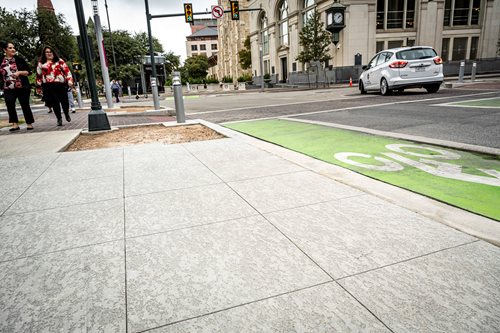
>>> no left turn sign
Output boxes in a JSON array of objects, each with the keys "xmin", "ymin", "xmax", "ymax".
[{"xmin": 212, "ymin": 5, "xmax": 223, "ymax": 19}]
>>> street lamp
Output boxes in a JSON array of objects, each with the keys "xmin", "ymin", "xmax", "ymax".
[
  {"xmin": 74, "ymin": 0, "xmax": 111, "ymax": 131},
  {"xmin": 259, "ymin": 45, "xmax": 264, "ymax": 91}
]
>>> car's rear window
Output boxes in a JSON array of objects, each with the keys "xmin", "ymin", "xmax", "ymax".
[{"xmin": 396, "ymin": 48, "xmax": 437, "ymax": 60}]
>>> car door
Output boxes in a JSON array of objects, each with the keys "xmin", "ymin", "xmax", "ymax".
[
  {"xmin": 364, "ymin": 54, "xmax": 381, "ymax": 89},
  {"xmin": 369, "ymin": 52, "xmax": 388, "ymax": 90}
]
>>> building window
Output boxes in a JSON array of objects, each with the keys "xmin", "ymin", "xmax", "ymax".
[
  {"xmin": 376, "ymin": 41, "xmax": 385, "ymax": 52},
  {"xmin": 444, "ymin": 0, "xmax": 481, "ymax": 27},
  {"xmin": 211, "ymin": 44, "xmax": 217, "ymax": 50},
  {"xmin": 452, "ymin": 37, "xmax": 468, "ymax": 60},
  {"xmin": 302, "ymin": 0, "xmax": 315, "ymax": 26},
  {"xmin": 200, "ymin": 44, "xmax": 206, "ymax": 51},
  {"xmin": 191, "ymin": 45, "xmax": 197, "ymax": 51},
  {"xmin": 388, "ymin": 40, "xmax": 404, "ymax": 49},
  {"xmin": 407, "ymin": 39, "xmax": 415, "ymax": 47},
  {"xmin": 377, "ymin": 0, "xmax": 416, "ymax": 30},
  {"xmin": 260, "ymin": 14, "xmax": 269, "ymax": 55},
  {"xmin": 263, "ymin": 60, "xmax": 270, "ymax": 75},
  {"xmin": 442, "ymin": 38, "xmax": 450, "ymax": 61},
  {"xmin": 470, "ymin": 36, "xmax": 479, "ymax": 59},
  {"xmin": 278, "ymin": 0, "xmax": 289, "ymax": 46}
]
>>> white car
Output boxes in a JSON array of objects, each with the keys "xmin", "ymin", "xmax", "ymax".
[{"xmin": 359, "ymin": 46, "xmax": 444, "ymax": 95}]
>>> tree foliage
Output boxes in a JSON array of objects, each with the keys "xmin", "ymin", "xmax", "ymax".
[
  {"xmin": 37, "ymin": 10, "xmax": 76, "ymax": 62},
  {"xmin": 182, "ymin": 55, "xmax": 209, "ymax": 82},
  {"xmin": 0, "ymin": 7, "xmax": 75, "ymax": 65},
  {"xmin": 238, "ymin": 36, "xmax": 252, "ymax": 70},
  {"xmin": 296, "ymin": 11, "xmax": 332, "ymax": 65}
]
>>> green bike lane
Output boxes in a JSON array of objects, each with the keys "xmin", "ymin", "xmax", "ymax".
[{"xmin": 225, "ymin": 119, "xmax": 500, "ymax": 221}]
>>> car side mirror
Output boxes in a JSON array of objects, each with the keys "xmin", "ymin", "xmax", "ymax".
[{"xmin": 362, "ymin": 65, "xmax": 368, "ymax": 70}]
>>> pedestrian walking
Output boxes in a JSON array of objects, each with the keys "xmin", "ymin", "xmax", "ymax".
[
  {"xmin": 0, "ymin": 41, "xmax": 35, "ymax": 131},
  {"xmin": 111, "ymin": 79, "xmax": 121, "ymax": 103},
  {"xmin": 36, "ymin": 46, "xmax": 73, "ymax": 126}
]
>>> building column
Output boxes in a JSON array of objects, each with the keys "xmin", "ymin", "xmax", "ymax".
[
  {"xmin": 416, "ymin": 0, "xmax": 445, "ymax": 53},
  {"xmin": 479, "ymin": 0, "xmax": 500, "ymax": 58}
]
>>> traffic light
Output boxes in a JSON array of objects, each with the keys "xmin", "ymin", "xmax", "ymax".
[
  {"xmin": 184, "ymin": 3, "xmax": 193, "ymax": 24},
  {"xmin": 230, "ymin": 1, "xmax": 239, "ymax": 20}
]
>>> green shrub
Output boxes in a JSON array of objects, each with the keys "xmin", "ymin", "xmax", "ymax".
[
  {"xmin": 237, "ymin": 73, "xmax": 253, "ymax": 82},
  {"xmin": 263, "ymin": 73, "xmax": 271, "ymax": 80},
  {"xmin": 222, "ymin": 75, "xmax": 233, "ymax": 83}
]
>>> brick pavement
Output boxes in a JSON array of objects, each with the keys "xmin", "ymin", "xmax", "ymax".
[{"xmin": 0, "ymin": 110, "xmax": 177, "ymax": 135}]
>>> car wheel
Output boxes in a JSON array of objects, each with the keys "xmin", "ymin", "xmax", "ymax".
[
  {"xmin": 380, "ymin": 78, "xmax": 391, "ymax": 96},
  {"xmin": 359, "ymin": 81, "xmax": 367, "ymax": 94},
  {"xmin": 425, "ymin": 84, "xmax": 440, "ymax": 93}
]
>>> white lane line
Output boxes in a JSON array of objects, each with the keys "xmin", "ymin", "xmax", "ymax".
[
  {"xmin": 222, "ymin": 91, "xmax": 499, "ymax": 124},
  {"xmin": 186, "ymin": 95, "xmax": 370, "ymax": 115}
]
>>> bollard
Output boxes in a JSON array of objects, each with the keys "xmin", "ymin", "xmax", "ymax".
[
  {"xmin": 172, "ymin": 71, "xmax": 186, "ymax": 123},
  {"xmin": 458, "ymin": 60, "xmax": 465, "ymax": 83},
  {"xmin": 75, "ymin": 82, "xmax": 83, "ymax": 109},
  {"xmin": 471, "ymin": 62, "xmax": 476, "ymax": 82},
  {"xmin": 127, "ymin": 86, "xmax": 132, "ymax": 99}
]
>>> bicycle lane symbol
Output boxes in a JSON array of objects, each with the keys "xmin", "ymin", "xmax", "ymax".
[{"xmin": 334, "ymin": 144, "xmax": 500, "ymax": 187}]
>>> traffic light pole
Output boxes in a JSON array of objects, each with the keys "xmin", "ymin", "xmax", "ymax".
[
  {"xmin": 144, "ymin": 0, "xmax": 160, "ymax": 110},
  {"xmin": 149, "ymin": 8, "xmax": 261, "ymax": 20}
]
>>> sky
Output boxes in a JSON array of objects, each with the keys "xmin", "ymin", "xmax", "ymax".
[{"xmin": 4, "ymin": 0, "xmax": 217, "ymax": 62}]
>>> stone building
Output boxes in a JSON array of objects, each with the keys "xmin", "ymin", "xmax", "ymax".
[
  {"xmin": 216, "ymin": 0, "xmax": 252, "ymax": 83},
  {"xmin": 185, "ymin": 19, "xmax": 219, "ymax": 77},
  {"xmin": 247, "ymin": 0, "xmax": 500, "ymax": 82}
]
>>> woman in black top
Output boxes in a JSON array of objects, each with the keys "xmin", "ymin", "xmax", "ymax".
[{"xmin": 0, "ymin": 41, "xmax": 35, "ymax": 131}]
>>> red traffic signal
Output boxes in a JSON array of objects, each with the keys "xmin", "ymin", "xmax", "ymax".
[
  {"xmin": 230, "ymin": 1, "xmax": 239, "ymax": 20},
  {"xmin": 184, "ymin": 3, "xmax": 193, "ymax": 23}
]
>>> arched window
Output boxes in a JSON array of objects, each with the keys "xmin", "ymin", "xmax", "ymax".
[
  {"xmin": 303, "ymin": 0, "xmax": 315, "ymax": 25},
  {"xmin": 278, "ymin": 0, "xmax": 289, "ymax": 46},
  {"xmin": 260, "ymin": 14, "xmax": 269, "ymax": 55}
]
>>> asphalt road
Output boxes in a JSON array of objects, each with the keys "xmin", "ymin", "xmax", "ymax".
[{"xmin": 182, "ymin": 84, "xmax": 500, "ymax": 149}]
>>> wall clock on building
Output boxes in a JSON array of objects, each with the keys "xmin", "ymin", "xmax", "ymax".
[{"xmin": 333, "ymin": 12, "xmax": 343, "ymax": 24}]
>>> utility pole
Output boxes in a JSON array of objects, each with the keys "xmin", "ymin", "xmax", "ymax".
[
  {"xmin": 104, "ymin": 0, "xmax": 117, "ymax": 72},
  {"xmin": 74, "ymin": 0, "xmax": 110, "ymax": 131},
  {"xmin": 92, "ymin": 0, "xmax": 113, "ymax": 108},
  {"xmin": 144, "ymin": 0, "xmax": 160, "ymax": 110}
]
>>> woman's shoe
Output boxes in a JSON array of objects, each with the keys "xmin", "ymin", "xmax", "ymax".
[
  {"xmin": 57, "ymin": 119, "xmax": 63, "ymax": 126},
  {"xmin": 27, "ymin": 127, "xmax": 34, "ymax": 130},
  {"xmin": 9, "ymin": 127, "xmax": 20, "ymax": 132}
]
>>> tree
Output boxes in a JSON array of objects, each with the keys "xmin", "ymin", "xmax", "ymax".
[
  {"xmin": 133, "ymin": 32, "xmax": 164, "ymax": 54},
  {"xmin": 0, "ymin": 7, "xmax": 76, "ymax": 65},
  {"xmin": 37, "ymin": 10, "xmax": 76, "ymax": 62},
  {"xmin": 182, "ymin": 55, "xmax": 209, "ymax": 82},
  {"xmin": 164, "ymin": 51, "xmax": 180, "ymax": 75},
  {"xmin": 296, "ymin": 11, "xmax": 332, "ymax": 65},
  {"xmin": 238, "ymin": 36, "xmax": 252, "ymax": 70}
]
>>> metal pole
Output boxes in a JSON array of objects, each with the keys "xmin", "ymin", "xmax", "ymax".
[
  {"xmin": 471, "ymin": 62, "xmax": 476, "ymax": 82},
  {"xmin": 172, "ymin": 71, "xmax": 186, "ymax": 123},
  {"xmin": 459, "ymin": 60, "xmax": 465, "ymax": 83},
  {"xmin": 259, "ymin": 45, "xmax": 264, "ymax": 91},
  {"xmin": 144, "ymin": 0, "xmax": 160, "ymax": 110},
  {"xmin": 104, "ymin": 0, "xmax": 117, "ymax": 71},
  {"xmin": 76, "ymin": 81, "xmax": 83, "ymax": 108},
  {"xmin": 92, "ymin": 0, "xmax": 113, "ymax": 109},
  {"xmin": 74, "ymin": 0, "xmax": 110, "ymax": 131}
]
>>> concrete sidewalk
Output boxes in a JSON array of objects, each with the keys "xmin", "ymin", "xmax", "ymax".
[{"xmin": 0, "ymin": 121, "xmax": 499, "ymax": 332}]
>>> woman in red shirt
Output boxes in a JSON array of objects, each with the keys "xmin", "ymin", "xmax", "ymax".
[
  {"xmin": 0, "ymin": 42, "xmax": 35, "ymax": 131},
  {"xmin": 36, "ymin": 46, "xmax": 73, "ymax": 126}
]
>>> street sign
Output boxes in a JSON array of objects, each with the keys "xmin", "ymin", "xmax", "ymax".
[{"xmin": 211, "ymin": 5, "xmax": 223, "ymax": 19}]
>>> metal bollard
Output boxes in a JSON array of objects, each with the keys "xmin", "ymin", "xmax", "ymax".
[
  {"xmin": 471, "ymin": 62, "xmax": 476, "ymax": 82},
  {"xmin": 127, "ymin": 86, "xmax": 132, "ymax": 99},
  {"xmin": 75, "ymin": 82, "xmax": 83, "ymax": 108},
  {"xmin": 458, "ymin": 61, "xmax": 465, "ymax": 83},
  {"xmin": 172, "ymin": 71, "xmax": 186, "ymax": 123}
]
